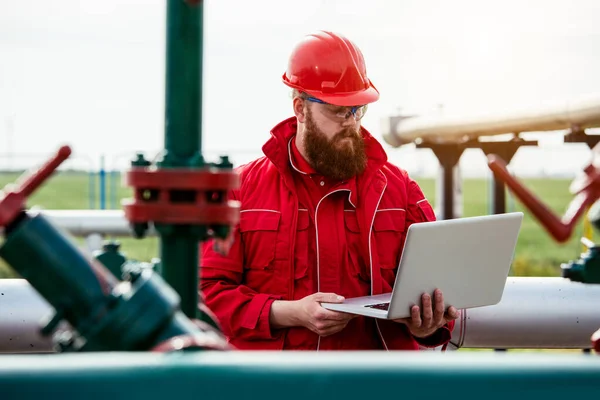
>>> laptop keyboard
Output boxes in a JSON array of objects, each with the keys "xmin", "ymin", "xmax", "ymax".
[{"xmin": 365, "ymin": 302, "xmax": 390, "ymax": 311}]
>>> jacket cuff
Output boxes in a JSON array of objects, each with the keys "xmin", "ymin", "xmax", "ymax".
[
  {"xmin": 412, "ymin": 325, "xmax": 452, "ymax": 348},
  {"xmin": 241, "ymin": 294, "xmax": 283, "ymax": 340}
]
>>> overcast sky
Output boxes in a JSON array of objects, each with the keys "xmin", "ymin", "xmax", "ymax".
[{"xmin": 1, "ymin": 0, "xmax": 600, "ymax": 176}]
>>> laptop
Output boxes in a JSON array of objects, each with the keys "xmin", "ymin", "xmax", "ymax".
[{"xmin": 321, "ymin": 212, "xmax": 523, "ymax": 319}]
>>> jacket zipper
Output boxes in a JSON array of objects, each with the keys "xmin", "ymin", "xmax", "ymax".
[
  {"xmin": 315, "ymin": 188, "xmax": 351, "ymax": 351},
  {"xmin": 371, "ymin": 171, "xmax": 389, "ymax": 350}
]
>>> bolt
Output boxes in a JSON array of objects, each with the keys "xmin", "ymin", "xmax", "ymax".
[
  {"xmin": 219, "ymin": 156, "xmax": 233, "ymax": 169},
  {"xmin": 132, "ymin": 153, "xmax": 151, "ymax": 167},
  {"xmin": 131, "ymin": 222, "xmax": 149, "ymax": 239}
]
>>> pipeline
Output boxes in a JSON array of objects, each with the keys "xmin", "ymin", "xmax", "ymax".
[
  {"xmin": 3, "ymin": 276, "xmax": 600, "ymax": 353},
  {"xmin": 39, "ymin": 209, "xmax": 156, "ymax": 237}
]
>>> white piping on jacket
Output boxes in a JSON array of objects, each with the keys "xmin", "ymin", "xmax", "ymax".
[
  {"xmin": 240, "ymin": 209, "xmax": 281, "ymax": 213},
  {"xmin": 371, "ymin": 171, "xmax": 389, "ymax": 351},
  {"xmin": 288, "ymin": 138, "xmax": 307, "ymax": 175},
  {"xmin": 315, "ymin": 188, "xmax": 351, "ymax": 351}
]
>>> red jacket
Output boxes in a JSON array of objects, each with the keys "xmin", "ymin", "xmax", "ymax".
[{"xmin": 199, "ymin": 117, "xmax": 455, "ymax": 350}]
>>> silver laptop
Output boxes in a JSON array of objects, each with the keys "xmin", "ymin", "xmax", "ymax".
[{"xmin": 321, "ymin": 212, "xmax": 523, "ymax": 319}]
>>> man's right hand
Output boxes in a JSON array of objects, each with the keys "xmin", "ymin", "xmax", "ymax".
[{"xmin": 270, "ymin": 292, "xmax": 355, "ymax": 337}]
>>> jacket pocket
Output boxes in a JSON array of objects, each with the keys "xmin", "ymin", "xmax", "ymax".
[
  {"xmin": 373, "ymin": 209, "xmax": 406, "ymax": 288},
  {"xmin": 239, "ymin": 210, "xmax": 281, "ymax": 291},
  {"xmin": 294, "ymin": 209, "xmax": 310, "ymax": 280},
  {"xmin": 344, "ymin": 210, "xmax": 367, "ymax": 280}
]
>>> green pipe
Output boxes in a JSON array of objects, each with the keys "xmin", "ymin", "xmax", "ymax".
[
  {"xmin": 164, "ymin": 0, "xmax": 203, "ymax": 164},
  {"xmin": 158, "ymin": 0, "xmax": 204, "ymax": 319},
  {"xmin": 157, "ymin": 226, "xmax": 201, "ymax": 318}
]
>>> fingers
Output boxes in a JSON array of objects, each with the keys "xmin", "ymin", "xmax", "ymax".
[
  {"xmin": 420, "ymin": 293, "xmax": 433, "ymax": 327},
  {"xmin": 313, "ymin": 320, "xmax": 350, "ymax": 337},
  {"xmin": 312, "ymin": 292, "xmax": 345, "ymax": 303},
  {"xmin": 315, "ymin": 307, "xmax": 353, "ymax": 322},
  {"xmin": 433, "ymin": 289, "xmax": 445, "ymax": 324},
  {"xmin": 410, "ymin": 304, "xmax": 421, "ymax": 327},
  {"xmin": 445, "ymin": 306, "xmax": 460, "ymax": 321}
]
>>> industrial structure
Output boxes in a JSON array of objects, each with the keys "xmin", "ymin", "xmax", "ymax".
[{"xmin": 1, "ymin": 1, "xmax": 600, "ymax": 398}]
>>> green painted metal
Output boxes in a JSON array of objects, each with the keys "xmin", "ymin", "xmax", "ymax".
[
  {"xmin": 156, "ymin": 225, "xmax": 203, "ymax": 318},
  {"xmin": 562, "ymin": 200, "xmax": 600, "ymax": 284},
  {"xmin": 0, "ymin": 352, "xmax": 599, "ymax": 398},
  {"xmin": 0, "ymin": 213, "xmax": 225, "ymax": 351},
  {"xmin": 0, "ymin": 213, "xmax": 118, "ymax": 329},
  {"xmin": 94, "ymin": 241, "xmax": 127, "ymax": 279},
  {"xmin": 562, "ymin": 246, "xmax": 600, "ymax": 284},
  {"xmin": 155, "ymin": 0, "xmax": 204, "ymax": 321},
  {"xmin": 162, "ymin": 0, "xmax": 204, "ymax": 166}
]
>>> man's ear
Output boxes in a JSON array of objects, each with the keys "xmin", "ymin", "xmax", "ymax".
[{"xmin": 293, "ymin": 97, "xmax": 306, "ymax": 123}]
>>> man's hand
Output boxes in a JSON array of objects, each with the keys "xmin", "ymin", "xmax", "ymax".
[
  {"xmin": 394, "ymin": 289, "xmax": 459, "ymax": 338},
  {"xmin": 270, "ymin": 292, "xmax": 355, "ymax": 336}
]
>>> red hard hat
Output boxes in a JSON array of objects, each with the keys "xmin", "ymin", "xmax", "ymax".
[{"xmin": 282, "ymin": 31, "xmax": 380, "ymax": 107}]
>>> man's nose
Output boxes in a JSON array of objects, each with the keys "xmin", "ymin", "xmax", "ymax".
[{"xmin": 342, "ymin": 114, "xmax": 360, "ymax": 127}]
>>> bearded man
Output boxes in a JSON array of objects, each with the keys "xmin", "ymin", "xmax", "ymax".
[{"xmin": 199, "ymin": 31, "xmax": 458, "ymax": 351}]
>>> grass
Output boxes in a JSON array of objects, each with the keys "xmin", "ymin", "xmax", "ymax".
[{"xmin": 0, "ymin": 171, "xmax": 590, "ymax": 279}]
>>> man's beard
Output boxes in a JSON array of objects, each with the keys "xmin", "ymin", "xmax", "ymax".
[{"xmin": 303, "ymin": 108, "xmax": 367, "ymax": 181}]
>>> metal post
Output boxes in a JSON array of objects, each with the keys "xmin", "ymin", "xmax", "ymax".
[
  {"xmin": 110, "ymin": 170, "xmax": 118, "ymax": 210},
  {"xmin": 480, "ymin": 141, "xmax": 532, "ymax": 215},
  {"xmin": 492, "ymin": 176, "xmax": 506, "ymax": 215},
  {"xmin": 156, "ymin": 0, "xmax": 204, "ymax": 319},
  {"xmin": 419, "ymin": 143, "xmax": 465, "ymax": 220},
  {"xmin": 99, "ymin": 155, "xmax": 106, "ymax": 210},
  {"xmin": 89, "ymin": 171, "xmax": 96, "ymax": 209}
]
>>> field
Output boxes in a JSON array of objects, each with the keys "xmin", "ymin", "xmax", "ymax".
[{"xmin": 0, "ymin": 171, "xmax": 590, "ymax": 279}]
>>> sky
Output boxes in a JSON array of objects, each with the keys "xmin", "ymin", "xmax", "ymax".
[{"xmin": 1, "ymin": 0, "xmax": 600, "ymax": 177}]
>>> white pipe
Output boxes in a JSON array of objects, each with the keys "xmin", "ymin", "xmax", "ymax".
[
  {"xmin": 36, "ymin": 209, "xmax": 156, "ymax": 237},
  {"xmin": 2, "ymin": 277, "xmax": 600, "ymax": 353},
  {"xmin": 382, "ymin": 96, "xmax": 600, "ymax": 147},
  {"xmin": 0, "ymin": 280, "xmax": 55, "ymax": 353},
  {"xmin": 451, "ymin": 277, "xmax": 600, "ymax": 349}
]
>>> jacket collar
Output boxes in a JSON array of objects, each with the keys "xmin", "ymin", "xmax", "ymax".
[{"xmin": 262, "ymin": 116, "xmax": 389, "ymax": 180}]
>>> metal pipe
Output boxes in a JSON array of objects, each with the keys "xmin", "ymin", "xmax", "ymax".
[
  {"xmin": 0, "ymin": 279, "xmax": 55, "ymax": 353},
  {"xmin": 382, "ymin": 96, "xmax": 600, "ymax": 147},
  {"xmin": 159, "ymin": 0, "xmax": 204, "ymax": 320},
  {"xmin": 3, "ymin": 276, "xmax": 600, "ymax": 353},
  {"xmin": 451, "ymin": 277, "xmax": 600, "ymax": 349},
  {"xmin": 38, "ymin": 210, "xmax": 156, "ymax": 237}
]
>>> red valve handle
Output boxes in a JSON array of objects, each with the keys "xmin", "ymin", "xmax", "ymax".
[
  {"xmin": 0, "ymin": 145, "xmax": 72, "ymax": 228},
  {"xmin": 487, "ymin": 154, "xmax": 598, "ymax": 243}
]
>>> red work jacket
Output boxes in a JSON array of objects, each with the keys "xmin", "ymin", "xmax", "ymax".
[{"xmin": 199, "ymin": 117, "xmax": 455, "ymax": 351}]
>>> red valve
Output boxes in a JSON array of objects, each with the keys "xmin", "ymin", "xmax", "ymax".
[
  {"xmin": 487, "ymin": 148, "xmax": 600, "ymax": 242},
  {"xmin": 487, "ymin": 152, "xmax": 600, "ymax": 243},
  {"xmin": 0, "ymin": 145, "xmax": 72, "ymax": 228}
]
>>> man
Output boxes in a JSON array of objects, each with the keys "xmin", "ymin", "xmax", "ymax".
[{"xmin": 199, "ymin": 30, "xmax": 459, "ymax": 351}]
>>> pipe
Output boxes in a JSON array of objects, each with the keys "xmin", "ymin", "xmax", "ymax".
[
  {"xmin": 38, "ymin": 209, "xmax": 156, "ymax": 237},
  {"xmin": 451, "ymin": 277, "xmax": 600, "ymax": 349},
  {"xmin": 0, "ymin": 280, "xmax": 55, "ymax": 353},
  {"xmin": 382, "ymin": 96, "xmax": 600, "ymax": 147},
  {"xmin": 2, "ymin": 277, "xmax": 600, "ymax": 353}
]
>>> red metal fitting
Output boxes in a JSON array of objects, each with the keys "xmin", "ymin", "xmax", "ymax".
[
  {"xmin": 487, "ymin": 150, "xmax": 600, "ymax": 243},
  {"xmin": 0, "ymin": 146, "xmax": 71, "ymax": 228},
  {"xmin": 122, "ymin": 168, "xmax": 240, "ymax": 226},
  {"xmin": 592, "ymin": 327, "xmax": 600, "ymax": 353}
]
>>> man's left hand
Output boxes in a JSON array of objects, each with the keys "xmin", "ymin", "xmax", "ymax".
[{"xmin": 394, "ymin": 289, "xmax": 459, "ymax": 338}]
